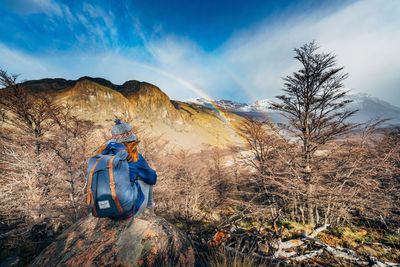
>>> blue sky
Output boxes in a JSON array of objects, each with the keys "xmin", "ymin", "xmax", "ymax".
[{"xmin": 0, "ymin": 0, "xmax": 399, "ymax": 105}]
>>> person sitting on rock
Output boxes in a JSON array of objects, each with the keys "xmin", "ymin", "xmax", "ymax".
[{"xmin": 97, "ymin": 119, "xmax": 157, "ymax": 217}]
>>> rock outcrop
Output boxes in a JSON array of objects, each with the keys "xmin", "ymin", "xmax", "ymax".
[
  {"xmin": 31, "ymin": 213, "xmax": 195, "ymax": 267},
  {"xmin": 56, "ymin": 79, "xmax": 135, "ymax": 121},
  {"xmin": 118, "ymin": 80, "xmax": 183, "ymax": 121}
]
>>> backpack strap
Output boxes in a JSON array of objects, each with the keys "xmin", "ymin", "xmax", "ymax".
[
  {"xmin": 87, "ymin": 156, "xmax": 103, "ymax": 216},
  {"xmin": 108, "ymin": 156, "xmax": 124, "ymax": 215}
]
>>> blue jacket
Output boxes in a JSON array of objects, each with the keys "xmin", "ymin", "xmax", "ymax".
[{"xmin": 101, "ymin": 142, "xmax": 157, "ymax": 213}]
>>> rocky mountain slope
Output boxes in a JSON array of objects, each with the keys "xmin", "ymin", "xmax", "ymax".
[{"xmin": 19, "ymin": 77, "xmax": 245, "ymax": 150}]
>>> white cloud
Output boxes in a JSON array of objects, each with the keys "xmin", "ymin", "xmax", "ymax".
[
  {"xmin": 220, "ymin": 0, "xmax": 400, "ymax": 104},
  {"xmin": 0, "ymin": 43, "xmax": 59, "ymax": 79},
  {"xmin": 81, "ymin": 3, "xmax": 118, "ymax": 46},
  {"xmin": 0, "ymin": 44, "xmax": 203, "ymax": 100},
  {"xmin": 3, "ymin": 0, "xmax": 62, "ymax": 16},
  {"xmin": 1, "ymin": 0, "xmax": 399, "ymax": 105}
]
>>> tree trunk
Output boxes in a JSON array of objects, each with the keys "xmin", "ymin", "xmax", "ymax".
[{"xmin": 307, "ymin": 182, "xmax": 314, "ymax": 225}]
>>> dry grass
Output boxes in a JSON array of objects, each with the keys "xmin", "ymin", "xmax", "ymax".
[{"xmin": 202, "ymin": 249, "xmax": 273, "ymax": 267}]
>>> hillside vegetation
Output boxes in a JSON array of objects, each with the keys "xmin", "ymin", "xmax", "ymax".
[{"xmin": 0, "ymin": 41, "xmax": 399, "ymax": 266}]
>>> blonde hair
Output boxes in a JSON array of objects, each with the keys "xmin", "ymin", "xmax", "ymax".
[{"xmin": 122, "ymin": 141, "xmax": 139, "ymax": 162}]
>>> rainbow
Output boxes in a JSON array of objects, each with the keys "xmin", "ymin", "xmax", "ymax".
[
  {"xmin": 135, "ymin": 35, "xmax": 255, "ymax": 122},
  {"xmin": 216, "ymin": 62, "xmax": 258, "ymax": 104},
  {"xmin": 131, "ymin": 61, "xmax": 243, "ymax": 142},
  {"xmin": 134, "ymin": 62, "xmax": 231, "ymax": 122}
]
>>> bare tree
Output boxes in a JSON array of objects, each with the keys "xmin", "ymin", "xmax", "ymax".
[
  {"xmin": 0, "ymin": 70, "xmax": 57, "ymax": 156},
  {"xmin": 0, "ymin": 70, "xmax": 98, "ymax": 254},
  {"xmin": 0, "ymin": 69, "xmax": 55, "ymax": 221},
  {"xmin": 235, "ymin": 116, "xmax": 398, "ymax": 228},
  {"xmin": 155, "ymin": 149, "xmax": 219, "ymax": 220},
  {"xmin": 237, "ymin": 118, "xmax": 286, "ymax": 175},
  {"xmin": 44, "ymin": 104, "xmax": 94, "ymax": 220},
  {"xmin": 270, "ymin": 41, "xmax": 358, "ymax": 224},
  {"xmin": 236, "ymin": 118, "xmax": 300, "ymax": 222}
]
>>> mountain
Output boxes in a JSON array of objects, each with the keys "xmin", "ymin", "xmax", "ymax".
[
  {"xmin": 14, "ymin": 77, "xmax": 246, "ymax": 150},
  {"xmin": 187, "ymin": 98, "xmax": 252, "ymax": 111},
  {"xmin": 23, "ymin": 77, "xmax": 181, "ymax": 123},
  {"xmin": 187, "ymin": 94, "xmax": 400, "ymax": 126},
  {"xmin": 56, "ymin": 78, "xmax": 134, "ymax": 122},
  {"xmin": 344, "ymin": 93, "xmax": 400, "ymax": 125}
]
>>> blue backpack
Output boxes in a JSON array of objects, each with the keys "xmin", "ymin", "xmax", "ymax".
[{"xmin": 86, "ymin": 150, "xmax": 137, "ymax": 219}]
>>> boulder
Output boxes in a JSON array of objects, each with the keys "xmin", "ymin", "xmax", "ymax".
[{"xmin": 31, "ymin": 212, "xmax": 195, "ymax": 267}]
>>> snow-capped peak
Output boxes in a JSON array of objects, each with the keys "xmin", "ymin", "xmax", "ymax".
[
  {"xmin": 250, "ymin": 99, "xmax": 273, "ymax": 111},
  {"xmin": 185, "ymin": 98, "xmax": 276, "ymax": 112}
]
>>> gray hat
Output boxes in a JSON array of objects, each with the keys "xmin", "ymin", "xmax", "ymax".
[{"xmin": 111, "ymin": 119, "xmax": 137, "ymax": 143}]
